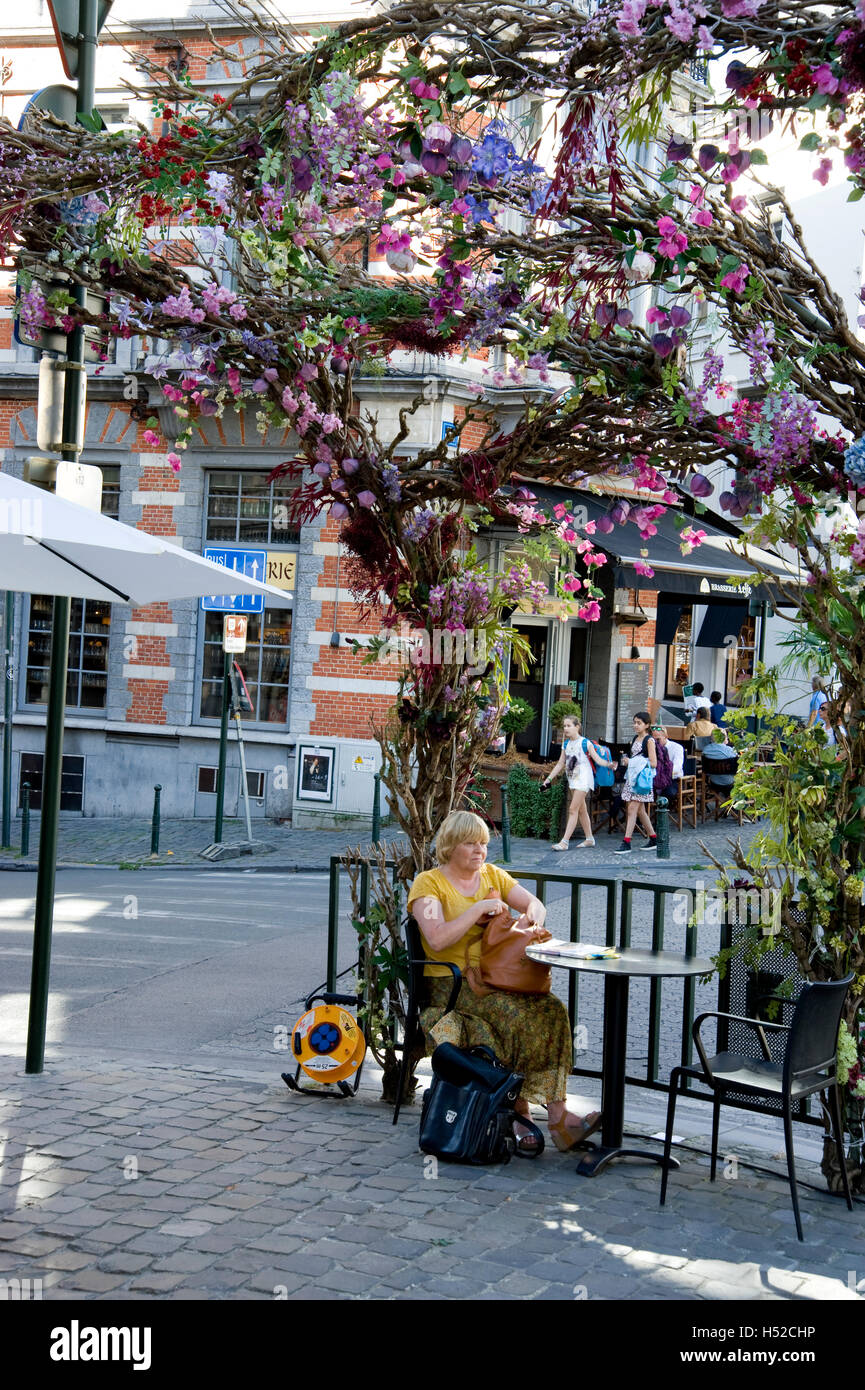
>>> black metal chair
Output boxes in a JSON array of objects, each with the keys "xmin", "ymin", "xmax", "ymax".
[
  {"xmin": 392, "ymin": 914, "xmax": 461, "ymax": 1125},
  {"xmin": 660, "ymin": 973, "xmax": 855, "ymax": 1241}
]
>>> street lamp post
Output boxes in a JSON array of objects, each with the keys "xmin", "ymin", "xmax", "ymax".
[{"xmin": 26, "ymin": 0, "xmax": 100, "ymax": 1075}]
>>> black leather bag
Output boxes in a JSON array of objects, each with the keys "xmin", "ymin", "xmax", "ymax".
[{"xmin": 418, "ymin": 1043, "xmax": 544, "ymax": 1163}]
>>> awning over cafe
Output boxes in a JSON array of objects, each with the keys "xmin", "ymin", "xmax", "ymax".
[{"xmin": 528, "ymin": 486, "xmax": 800, "ymax": 604}]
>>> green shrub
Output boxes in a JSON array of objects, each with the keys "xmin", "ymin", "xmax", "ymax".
[
  {"xmin": 506, "ymin": 762, "xmax": 564, "ymax": 839},
  {"xmin": 501, "ymin": 696, "xmax": 535, "ymax": 737},
  {"xmin": 548, "ymin": 699, "xmax": 581, "ymax": 731}
]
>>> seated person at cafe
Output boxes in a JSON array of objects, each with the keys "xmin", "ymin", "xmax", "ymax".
[
  {"xmin": 701, "ymin": 739, "xmax": 739, "ymax": 787},
  {"xmin": 709, "ymin": 691, "xmax": 727, "ymax": 727},
  {"xmin": 685, "ymin": 706, "xmax": 728, "ymax": 742},
  {"xmin": 654, "ymin": 727, "xmax": 684, "ymax": 793},
  {"xmin": 407, "ymin": 810, "xmax": 601, "ymax": 1154}
]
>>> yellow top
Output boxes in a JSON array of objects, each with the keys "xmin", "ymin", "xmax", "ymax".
[
  {"xmin": 685, "ymin": 718, "xmax": 716, "ymax": 739},
  {"xmin": 407, "ymin": 863, "xmax": 519, "ymax": 977}
]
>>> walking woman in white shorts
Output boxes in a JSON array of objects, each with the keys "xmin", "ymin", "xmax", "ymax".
[{"xmin": 542, "ymin": 715, "xmax": 611, "ymax": 850}]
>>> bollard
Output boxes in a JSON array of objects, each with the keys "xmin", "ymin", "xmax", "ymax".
[
  {"xmin": 500, "ymin": 783, "xmax": 511, "ymax": 863},
  {"xmin": 655, "ymin": 797, "xmax": 670, "ymax": 859},
  {"xmin": 20, "ymin": 781, "xmax": 30, "ymax": 858},
  {"xmin": 371, "ymin": 772, "xmax": 381, "ymax": 846},
  {"xmin": 150, "ymin": 784, "xmax": 162, "ymax": 857}
]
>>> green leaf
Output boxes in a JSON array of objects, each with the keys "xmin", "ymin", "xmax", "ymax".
[
  {"xmin": 848, "ymin": 185, "xmax": 865, "ymax": 203},
  {"xmin": 409, "ymin": 132, "xmax": 423, "ymax": 159},
  {"xmin": 381, "ymin": 188, "xmax": 396, "ymax": 210},
  {"xmin": 701, "ymin": 244, "xmax": 718, "ymax": 264},
  {"xmin": 76, "ymin": 111, "xmax": 103, "ymax": 133},
  {"xmin": 659, "ymin": 165, "xmax": 678, "ymax": 184},
  {"xmin": 719, "ymin": 252, "xmax": 741, "ymax": 276},
  {"xmin": 749, "ymin": 148, "xmax": 768, "ymax": 165},
  {"xmin": 448, "ymin": 70, "xmax": 470, "ymax": 96},
  {"xmin": 799, "ymin": 132, "xmax": 821, "ymax": 152},
  {"xmin": 658, "ymin": 192, "xmax": 675, "ymax": 212}
]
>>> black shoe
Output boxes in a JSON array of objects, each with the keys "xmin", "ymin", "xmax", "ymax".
[
  {"xmin": 639, "ymin": 838, "xmax": 658, "ymax": 851},
  {"xmin": 613, "ymin": 840, "xmax": 632, "ymax": 853}
]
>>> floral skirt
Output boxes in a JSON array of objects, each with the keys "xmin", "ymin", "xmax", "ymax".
[
  {"xmin": 621, "ymin": 784, "xmax": 653, "ymax": 804},
  {"xmin": 420, "ymin": 976, "xmax": 572, "ymax": 1105}
]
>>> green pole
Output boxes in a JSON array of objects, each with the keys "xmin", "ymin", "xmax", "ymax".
[
  {"xmin": 214, "ymin": 651, "xmax": 231, "ymax": 843},
  {"xmin": 2, "ymin": 590, "xmax": 13, "ymax": 848},
  {"xmin": 25, "ymin": 0, "xmax": 98, "ymax": 1074},
  {"xmin": 20, "ymin": 781, "xmax": 30, "ymax": 858},
  {"xmin": 655, "ymin": 797, "xmax": 670, "ymax": 859},
  {"xmin": 371, "ymin": 772, "xmax": 381, "ymax": 846},
  {"xmin": 500, "ymin": 783, "xmax": 511, "ymax": 863},
  {"xmin": 150, "ymin": 784, "xmax": 162, "ymax": 856}
]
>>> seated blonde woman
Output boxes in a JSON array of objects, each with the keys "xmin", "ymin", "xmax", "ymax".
[{"xmin": 407, "ymin": 810, "xmax": 601, "ymax": 1153}]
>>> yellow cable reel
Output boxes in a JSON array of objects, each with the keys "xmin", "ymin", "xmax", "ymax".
[{"xmin": 290, "ymin": 1003, "xmax": 366, "ymax": 1084}]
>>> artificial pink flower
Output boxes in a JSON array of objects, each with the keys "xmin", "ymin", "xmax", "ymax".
[
  {"xmin": 813, "ymin": 157, "xmax": 833, "ymax": 186},
  {"xmin": 693, "ymin": 208, "xmax": 713, "ymax": 227},
  {"xmin": 720, "ymin": 262, "xmax": 749, "ymax": 294},
  {"xmin": 142, "ymin": 429, "xmax": 160, "ymax": 448}
]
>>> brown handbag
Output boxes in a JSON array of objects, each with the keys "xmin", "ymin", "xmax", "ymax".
[{"xmin": 465, "ymin": 893, "xmax": 553, "ymax": 997}]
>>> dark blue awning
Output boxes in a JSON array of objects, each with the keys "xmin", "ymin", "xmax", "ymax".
[
  {"xmin": 655, "ymin": 601, "xmax": 684, "ymax": 646},
  {"xmin": 695, "ymin": 603, "xmax": 747, "ymax": 649}
]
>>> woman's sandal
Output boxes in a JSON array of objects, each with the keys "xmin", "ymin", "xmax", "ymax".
[
  {"xmin": 548, "ymin": 1110, "xmax": 602, "ymax": 1152},
  {"xmin": 551, "ymin": 841, "xmax": 570, "ymax": 851},
  {"xmin": 513, "ymin": 1109, "xmax": 545, "ymax": 1156},
  {"xmin": 576, "ymin": 839, "xmax": 596, "ymax": 848}
]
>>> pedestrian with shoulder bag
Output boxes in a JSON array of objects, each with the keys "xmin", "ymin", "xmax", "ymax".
[
  {"xmin": 615, "ymin": 711, "xmax": 658, "ymax": 854},
  {"xmin": 542, "ymin": 714, "xmax": 615, "ymax": 850}
]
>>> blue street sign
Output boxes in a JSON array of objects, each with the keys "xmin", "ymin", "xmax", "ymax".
[{"xmin": 200, "ymin": 547, "xmax": 267, "ymax": 613}]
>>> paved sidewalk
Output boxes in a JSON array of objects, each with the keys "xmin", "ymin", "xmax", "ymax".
[
  {"xmin": 0, "ymin": 1052, "xmax": 861, "ymax": 1301},
  {"xmin": 0, "ymin": 813, "xmax": 759, "ymax": 874}
]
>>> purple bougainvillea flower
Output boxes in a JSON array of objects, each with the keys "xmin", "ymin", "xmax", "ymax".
[
  {"xmin": 697, "ymin": 144, "xmax": 720, "ymax": 171},
  {"xmin": 421, "ymin": 150, "xmax": 449, "ymax": 175},
  {"xmin": 342, "ymin": 457, "xmax": 359, "ymax": 474},
  {"xmin": 616, "ymin": 308, "xmax": 634, "ymax": 328},
  {"xmin": 595, "ymin": 514, "xmax": 616, "ymax": 533},
  {"xmin": 450, "ymin": 136, "xmax": 473, "ymax": 165},
  {"xmin": 667, "ymin": 135, "xmax": 693, "ymax": 163},
  {"xmin": 668, "ymin": 305, "xmax": 692, "ymax": 328},
  {"xmin": 452, "ymin": 168, "xmax": 472, "ymax": 192},
  {"xmin": 330, "ymin": 502, "xmax": 349, "ymax": 520},
  {"xmin": 594, "ymin": 302, "xmax": 617, "ymax": 327},
  {"xmin": 291, "ymin": 156, "xmax": 315, "ymax": 192},
  {"xmin": 690, "ymin": 473, "xmax": 714, "ymax": 497},
  {"xmin": 610, "ymin": 501, "xmax": 631, "ymax": 525},
  {"xmin": 725, "ymin": 60, "xmax": 758, "ymax": 95},
  {"xmin": 651, "ymin": 333, "xmax": 674, "ymax": 357},
  {"xmin": 357, "ymin": 491, "xmax": 376, "ymax": 508},
  {"xmin": 313, "ymin": 461, "xmax": 331, "ymax": 479},
  {"xmin": 424, "ymin": 123, "xmax": 454, "ymax": 154}
]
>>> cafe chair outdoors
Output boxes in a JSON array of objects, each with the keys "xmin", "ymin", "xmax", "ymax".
[
  {"xmin": 659, "ymin": 973, "xmax": 855, "ymax": 1241},
  {"xmin": 392, "ymin": 915, "xmax": 461, "ymax": 1125}
]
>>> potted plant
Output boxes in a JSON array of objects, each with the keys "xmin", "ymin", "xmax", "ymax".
[{"xmin": 499, "ymin": 695, "xmax": 535, "ymax": 753}]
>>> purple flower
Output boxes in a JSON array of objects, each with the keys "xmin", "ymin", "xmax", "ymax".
[
  {"xmin": 651, "ymin": 333, "xmax": 674, "ymax": 357},
  {"xmin": 610, "ymin": 501, "xmax": 631, "ymax": 526},
  {"xmin": 698, "ymin": 144, "xmax": 720, "ymax": 171},
  {"xmin": 342, "ymin": 457, "xmax": 359, "ymax": 475},
  {"xmin": 595, "ymin": 515, "xmax": 615, "ymax": 533},
  {"xmin": 689, "ymin": 473, "xmax": 714, "ymax": 498},
  {"xmin": 616, "ymin": 308, "xmax": 634, "ymax": 328},
  {"xmin": 450, "ymin": 137, "xmax": 473, "ymax": 165},
  {"xmin": 357, "ymin": 491, "xmax": 376, "ymax": 508},
  {"xmin": 291, "ymin": 156, "xmax": 315, "ymax": 192},
  {"xmin": 594, "ymin": 302, "xmax": 617, "ymax": 327},
  {"xmin": 330, "ymin": 502, "xmax": 349, "ymax": 520},
  {"xmin": 669, "ymin": 306, "xmax": 691, "ymax": 328},
  {"xmin": 667, "ymin": 136, "xmax": 693, "ymax": 163}
]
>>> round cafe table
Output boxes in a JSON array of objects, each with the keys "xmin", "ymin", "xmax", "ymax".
[{"xmin": 525, "ymin": 944, "xmax": 714, "ymax": 1176}]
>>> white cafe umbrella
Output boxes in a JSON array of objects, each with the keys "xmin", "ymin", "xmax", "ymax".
[
  {"xmin": 0, "ymin": 472, "xmax": 290, "ymax": 604},
  {"xmin": 0, "ymin": 472, "xmax": 292, "ymax": 1073}
]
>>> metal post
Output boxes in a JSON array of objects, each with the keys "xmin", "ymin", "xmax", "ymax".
[
  {"xmin": 2, "ymin": 590, "xmax": 13, "ymax": 849},
  {"xmin": 150, "ymin": 784, "xmax": 161, "ymax": 857},
  {"xmin": 25, "ymin": 595, "xmax": 70, "ymax": 1073},
  {"xmin": 500, "ymin": 783, "xmax": 511, "ymax": 863},
  {"xmin": 371, "ymin": 772, "xmax": 381, "ymax": 846},
  {"xmin": 25, "ymin": 0, "xmax": 100, "ymax": 1074},
  {"xmin": 326, "ymin": 856, "xmax": 340, "ymax": 993},
  {"xmin": 213, "ymin": 651, "xmax": 231, "ymax": 843},
  {"xmin": 655, "ymin": 797, "xmax": 670, "ymax": 859},
  {"xmin": 20, "ymin": 781, "xmax": 30, "ymax": 858},
  {"xmin": 234, "ymin": 711, "xmax": 253, "ymax": 842}
]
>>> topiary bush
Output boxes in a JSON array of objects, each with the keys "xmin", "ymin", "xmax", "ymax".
[
  {"xmin": 506, "ymin": 762, "xmax": 564, "ymax": 839},
  {"xmin": 548, "ymin": 699, "xmax": 581, "ymax": 732}
]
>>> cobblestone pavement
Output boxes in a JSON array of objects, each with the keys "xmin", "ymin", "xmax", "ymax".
[
  {"xmin": 0, "ymin": 812, "xmax": 759, "ymax": 874},
  {"xmin": 0, "ymin": 1053, "xmax": 861, "ymax": 1302}
]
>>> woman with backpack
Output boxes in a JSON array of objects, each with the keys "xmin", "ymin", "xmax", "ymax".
[
  {"xmin": 614, "ymin": 712, "xmax": 659, "ymax": 853},
  {"xmin": 541, "ymin": 714, "xmax": 614, "ymax": 850}
]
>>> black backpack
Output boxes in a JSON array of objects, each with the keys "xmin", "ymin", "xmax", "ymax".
[{"xmin": 419, "ymin": 1043, "xmax": 544, "ymax": 1164}]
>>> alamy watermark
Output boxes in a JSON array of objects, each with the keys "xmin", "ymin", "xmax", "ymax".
[{"xmin": 672, "ymin": 881, "xmax": 783, "ymax": 934}]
